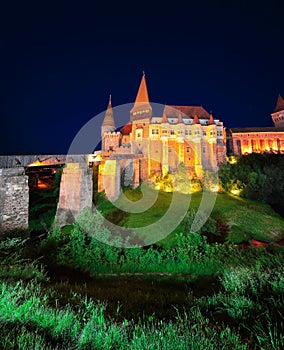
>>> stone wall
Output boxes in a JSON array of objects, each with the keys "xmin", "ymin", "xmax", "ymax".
[
  {"xmin": 0, "ymin": 154, "xmax": 88, "ymax": 168},
  {"xmin": 55, "ymin": 162, "xmax": 93, "ymax": 227},
  {"xmin": 98, "ymin": 159, "xmax": 121, "ymax": 202},
  {"xmin": 0, "ymin": 167, "xmax": 29, "ymax": 231}
]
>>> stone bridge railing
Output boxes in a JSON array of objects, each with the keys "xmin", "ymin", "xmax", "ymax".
[{"xmin": 0, "ymin": 154, "xmax": 88, "ymax": 168}]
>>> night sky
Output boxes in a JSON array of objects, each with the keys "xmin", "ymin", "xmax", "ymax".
[{"xmin": 1, "ymin": 1, "xmax": 284, "ymax": 155}]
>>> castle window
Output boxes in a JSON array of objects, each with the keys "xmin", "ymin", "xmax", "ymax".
[
  {"xmin": 185, "ymin": 130, "xmax": 188, "ymax": 135},
  {"xmin": 203, "ymin": 147, "xmax": 206, "ymax": 153},
  {"xmin": 151, "ymin": 128, "xmax": 159, "ymax": 135},
  {"xmin": 203, "ymin": 131, "xmax": 206, "ymax": 136},
  {"xmin": 186, "ymin": 147, "xmax": 190, "ymax": 153},
  {"xmin": 170, "ymin": 129, "xmax": 175, "ymax": 135}
]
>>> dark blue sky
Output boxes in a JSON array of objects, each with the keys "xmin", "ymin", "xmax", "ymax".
[{"xmin": 1, "ymin": 0, "xmax": 284, "ymax": 154}]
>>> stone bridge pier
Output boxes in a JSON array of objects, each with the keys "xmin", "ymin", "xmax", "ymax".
[
  {"xmin": 55, "ymin": 162, "xmax": 93, "ymax": 227},
  {"xmin": 0, "ymin": 167, "xmax": 29, "ymax": 231}
]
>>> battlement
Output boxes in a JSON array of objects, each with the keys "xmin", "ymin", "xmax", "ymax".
[{"xmin": 104, "ymin": 131, "xmax": 120, "ymax": 136}]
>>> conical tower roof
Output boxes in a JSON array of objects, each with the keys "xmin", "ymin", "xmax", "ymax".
[
  {"xmin": 208, "ymin": 113, "xmax": 215, "ymax": 125},
  {"xmin": 102, "ymin": 94, "xmax": 115, "ymax": 128},
  {"xmin": 161, "ymin": 108, "xmax": 168, "ymax": 123},
  {"xmin": 134, "ymin": 73, "xmax": 149, "ymax": 104},
  {"xmin": 177, "ymin": 113, "xmax": 183, "ymax": 124},
  {"xmin": 130, "ymin": 73, "xmax": 152, "ymax": 121},
  {"xmin": 192, "ymin": 114, "xmax": 200, "ymax": 124},
  {"xmin": 273, "ymin": 94, "xmax": 284, "ymax": 113}
]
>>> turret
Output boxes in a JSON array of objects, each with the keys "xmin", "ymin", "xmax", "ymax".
[
  {"xmin": 271, "ymin": 94, "xmax": 284, "ymax": 128},
  {"xmin": 102, "ymin": 95, "xmax": 118, "ymax": 151}
]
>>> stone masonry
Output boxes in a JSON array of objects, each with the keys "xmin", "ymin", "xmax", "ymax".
[
  {"xmin": 55, "ymin": 162, "xmax": 93, "ymax": 227},
  {"xmin": 0, "ymin": 167, "xmax": 29, "ymax": 231}
]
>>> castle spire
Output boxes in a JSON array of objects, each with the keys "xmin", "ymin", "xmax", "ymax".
[
  {"xmin": 273, "ymin": 94, "xmax": 284, "ymax": 113},
  {"xmin": 208, "ymin": 112, "xmax": 214, "ymax": 125},
  {"xmin": 134, "ymin": 72, "xmax": 149, "ymax": 104},
  {"xmin": 130, "ymin": 73, "xmax": 152, "ymax": 121},
  {"xmin": 102, "ymin": 94, "xmax": 115, "ymax": 129},
  {"xmin": 192, "ymin": 114, "xmax": 200, "ymax": 124},
  {"xmin": 161, "ymin": 108, "xmax": 168, "ymax": 123}
]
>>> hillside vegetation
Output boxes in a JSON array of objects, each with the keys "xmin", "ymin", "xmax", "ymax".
[{"xmin": 96, "ymin": 188, "xmax": 284, "ymax": 245}]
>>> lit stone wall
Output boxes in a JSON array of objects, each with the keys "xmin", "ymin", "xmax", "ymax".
[
  {"xmin": 231, "ymin": 132, "xmax": 284, "ymax": 156},
  {"xmin": 98, "ymin": 155, "xmax": 141, "ymax": 200},
  {"xmin": 55, "ymin": 162, "xmax": 93, "ymax": 227},
  {"xmin": 99, "ymin": 159, "xmax": 121, "ymax": 202},
  {"xmin": 0, "ymin": 167, "xmax": 29, "ymax": 231}
]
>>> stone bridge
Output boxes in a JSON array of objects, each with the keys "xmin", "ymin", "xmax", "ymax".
[
  {"xmin": 0, "ymin": 155, "xmax": 88, "ymax": 231},
  {"xmin": 0, "ymin": 153, "xmax": 141, "ymax": 231}
]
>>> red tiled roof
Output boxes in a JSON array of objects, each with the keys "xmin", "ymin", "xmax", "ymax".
[
  {"xmin": 164, "ymin": 105, "xmax": 210, "ymax": 119},
  {"xmin": 230, "ymin": 127, "xmax": 284, "ymax": 133},
  {"xmin": 120, "ymin": 122, "xmax": 132, "ymax": 135}
]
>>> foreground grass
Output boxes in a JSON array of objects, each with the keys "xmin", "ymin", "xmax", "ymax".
[
  {"xmin": 2, "ymin": 185, "xmax": 283, "ymax": 348},
  {"xmin": 0, "ymin": 280, "xmax": 261, "ymax": 350},
  {"xmin": 1, "ymin": 225, "xmax": 284, "ymax": 348}
]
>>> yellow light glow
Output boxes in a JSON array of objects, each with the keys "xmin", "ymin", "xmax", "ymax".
[
  {"xmin": 228, "ymin": 156, "xmax": 237, "ymax": 164},
  {"xmin": 28, "ymin": 160, "xmax": 42, "ymax": 167},
  {"xmin": 89, "ymin": 153, "xmax": 102, "ymax": 162},
  {"xmin": 230, "ymin": 189, "xmax": 240, "ymax": 196},
  {"xmin": 210, "ymin": 185, "xmax": 220, "ymax": 193}
]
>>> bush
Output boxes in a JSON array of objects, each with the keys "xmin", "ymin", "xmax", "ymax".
[{"xmin": 219, "ymin": 154, "xmax": 284, "ymax": 216}]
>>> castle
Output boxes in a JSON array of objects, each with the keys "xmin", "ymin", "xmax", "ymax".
[
  {"xmin": 99, "ymin": 73, "xmax": 227, "ymax": 186},
  {"xmin": 229, "ymin": 95, "xmax": 284, "ymax": 155}
]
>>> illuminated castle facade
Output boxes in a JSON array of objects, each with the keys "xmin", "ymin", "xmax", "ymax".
[
  {"xmin": 230, "ymin": 95, "xmax": 284, "ymax": 155},
  {"xmin": 100, "ymin": 74, "xmax": 227, "ymax": 180}
]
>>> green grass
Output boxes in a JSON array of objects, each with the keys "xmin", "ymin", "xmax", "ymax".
[
  {"xmin": 0, "ymin": 280, "xmax": 249, "ymax": 350},
  {"xmin": 212, "ymin": 193, "xmax": 284, "ymax": 242},
  {"xmin": 5, "ymin": 181, "xmax": 284, "ymax": 348},
  {"xmin": 1, "ymin": 217, "xmax": 284, "ymax": 349},
  {"xmin": 96, "ymin": 187, "xmax": 284, "ymax": 244}
]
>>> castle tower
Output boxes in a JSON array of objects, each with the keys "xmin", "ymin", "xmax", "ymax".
[
  {"xmin": 271, "ymin": 94, "xmax": 284, "ymax": 128},
  {"xmin": 101, "ymin": 95, "xmax": 119, "ymax": 151},
  {"xmin": 130, "ymin": 72, "xmax": 152, "ymax": 121},
  {"xmin": 102, "ymin": 94, "xmax": 115, "ymax": 134}
]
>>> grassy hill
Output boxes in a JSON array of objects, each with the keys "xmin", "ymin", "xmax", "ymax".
[{"xmin": 96, "ymin": 187, "xmax": 284, "ymax": 245}]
